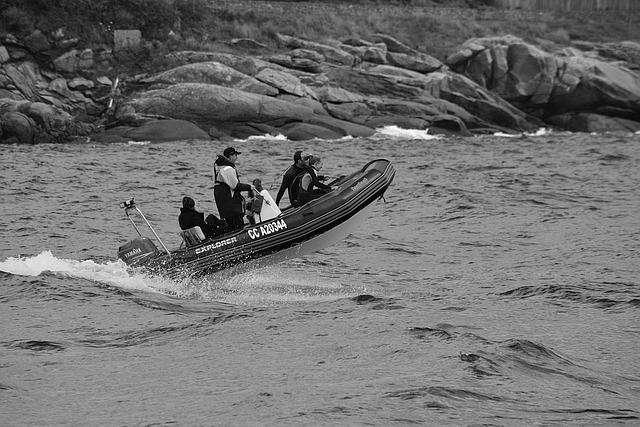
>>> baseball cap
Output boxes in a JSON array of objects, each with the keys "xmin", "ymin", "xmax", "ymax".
[{"xmin": 223, "ymin": 147, "xmax": 241, "ymax": 157}]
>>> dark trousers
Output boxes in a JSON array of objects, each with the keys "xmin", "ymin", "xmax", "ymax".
[{"xmin": 224, "ymin": 214, "xmax": 245, "ymax": 231}]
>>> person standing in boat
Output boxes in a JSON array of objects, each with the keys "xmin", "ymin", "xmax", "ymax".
[
  {"xmin": 275, "ymin": 150, "xmax": 311, "ymax": 208},
  {"xmin": 297, "ymin": 155, "xmax": 333, "ymax": 206},
  {"xmin": 178, "ymin": 196, "xmax": 229, "ymax": 238},
  {"xmin": 213, "ymin": 147, "xmax": 253, "ymax": 230}
]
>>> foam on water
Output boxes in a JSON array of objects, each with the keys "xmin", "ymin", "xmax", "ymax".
[
  {"xmin": 0, "ymin": 251, "xmax": 361, "ymax": 306},
  {"xmin": 185, "ymin": 264, "xmax": 366, "ymax": 306},
  {"xmin": 240, "ymin": 133, "xmax": 288, "ymax": 142},
  {"xmin": 374, "ymin": 125, "xmax": 440, "ymax": 140},
  {"xmin": 493, "ymin": 127, "xmax": 551, "ymax": 138},
  {"xmin": 0, "ymin": 251, "xmax": 166, "ymax": 294}
]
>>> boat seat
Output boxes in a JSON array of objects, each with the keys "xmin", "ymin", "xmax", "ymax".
[{"xmin": 180, "ymin": 226, "xmax": 205, "ymax": 247}]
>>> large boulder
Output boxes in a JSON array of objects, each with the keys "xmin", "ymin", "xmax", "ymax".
[
  {"xmin": 0, "ymin": 99, "xmax": 90, "ymax": 144},
  {"xmin": 52, "ymin": 48, "xmax": 94, "ymax": 73},
  {"xmin": 0, "ymin": 111, "xmax": 35, "ymax": 144},
  {"xmin": 371, "ymin": 34, "xmax": 417, "ymax": 55},
  {"xmin": 447, "ymin": 36, "xmax": 557, "ymax": 111},
  {"xmin": 254, "ymin": 68, "xmax": 318, "ymax": 99},
  {"xmin": 276, "ymin": 34, "xmax": 355, "ymax": 67},
  {"xmin": 324, "ymin": 62, "xmax": 538, "ymax": 133},
  {"xmin": 324, "ymin": 102, "xmax": 372, "ymax": 123},
  {"xmin": 278, "ymin": 94, "xmax": 329, "ymax": 116},
  {"xmin": 142, "ymin": 62, "xmax": 278, "ymax": 96},
  {"xmin": 386, "ymin": 51, "xmax": 443, "ymax": 74},
  {"xmin": 125, "ymin": 119, "xmax": 211, "ymax": 142},
  {"xmin": 447, "ymin": 35, "xmax": 640, "ymax": 132},
  {"xmin": 571, "ymin": 40, "xmax": 640, "ymax": 68},
  {"xmin": 340, "ymin": 39, "xmax": 388, "ymax": 65},
  {"xmin": 272, "ymin": 49, "xmax": 326, "ymax": 73},
  {"xmin": 2, "ymin": 62, "xmax": 42, "ymax": 100},
  {"xmin": 280, "ymin": 122, "xmax": 344, "ymax": 141},
  {"xmin": 307, "ymin": 115, "xmax": 375, "ymax": 138},
  {"xmin": 547, "ymin": 112, "xmax": 640, "ymax": 133},
  {"xmin": 122, "ymin": 83, "xmax": 315, "ymax": 138},
  {"xmin": 427, "ymin": 72, "xmax": 540, "ymax": 132},
  {"xmin": 1, "ymin": 56, "xmax": 112, "ymax": 127},
  {"xmin": 325, "ymin": 67, "xmax": 424, "ymax": 99},
  {"xmin": 124, "ymin": 83, "xmax": 312, "ymax": 122},
  {"xmin": 166, "ymin": 51, "xmax": 271, "ymax": 76},
  {"xmin": 550, "ymin": 55, "xmax": 640, "ymax": 116}
]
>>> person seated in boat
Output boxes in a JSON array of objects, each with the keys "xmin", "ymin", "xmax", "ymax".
[
  {"xmin": 213, "ymin": 146, "xmax": 254, "ymax": 231},
  {"xmin": 245, "ymin": 178, "xmax": 264, "ymax": 225},
  {"xmin": 296, "ymin": 155, "xmax": 333, "ymax": 206},
  {"xmin": 275, "ymin": 150, "xmax": 311, "ymax": 208},
  {"xmin": 178, "ymin": 196, "xmax": 229, "ymax": 239}
]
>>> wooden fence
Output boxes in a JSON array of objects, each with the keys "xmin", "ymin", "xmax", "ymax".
[{"xmin": 489, "ymin": 0, "xmax": 638, "ymax": 10}]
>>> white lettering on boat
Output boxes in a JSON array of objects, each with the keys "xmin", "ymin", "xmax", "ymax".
[
  {"xmin": 247, "ymin": 218, "xmax": 288, "ymax": 240},
  {"xmin": 124, "ymin": 247, "xmax": 142, "ymax": 259},
  {"xmin": 195, "ymin": 236, "xmax": 238, "ymax": 254},
  {"xmin": 351, "ymin": 177, "xmax": 369, "ymax": 192}
]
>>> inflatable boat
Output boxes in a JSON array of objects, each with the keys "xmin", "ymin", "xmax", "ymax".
[{"xmin": 117, "ymin": 159, "xmax": 395, "ymax": 279}]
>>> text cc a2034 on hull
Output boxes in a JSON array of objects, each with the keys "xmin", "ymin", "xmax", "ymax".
[{"xmin": 117, "ymin": 159, "xmax": 396, "ymax": 279}]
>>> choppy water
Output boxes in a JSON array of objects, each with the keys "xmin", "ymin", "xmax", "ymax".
[{"xmin": 1, "ymin": 129, "xmax": 639, "ymax": 426}]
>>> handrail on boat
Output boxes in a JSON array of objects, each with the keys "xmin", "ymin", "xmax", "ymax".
[{"xmin": 120, "ymin": 198, "xmax": 171, "ymax": 254}]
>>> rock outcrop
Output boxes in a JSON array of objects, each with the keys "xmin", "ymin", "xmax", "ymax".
[
  {"xmin": 2, "ymin": 29, "xmax": 639, "ymax": 144},
  {"xmin": 446, "ymin": 36, "xmax": 640, "ymax": 133}
]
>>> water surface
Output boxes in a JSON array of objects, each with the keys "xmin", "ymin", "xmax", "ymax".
[{"xmin": 1, "ymin": 130, "xmax": 639, "ymax": 425}]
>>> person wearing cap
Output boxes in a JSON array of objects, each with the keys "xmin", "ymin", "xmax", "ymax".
[
  {"xmin": 275, "ymin": 150, "xmax": 311, "ymax": 208},
  {"xmin": 178, "ymin": 196, "xmax": 229, "ymax": 238},
  {"xmin": 213, "ymin": 147, "xmax": 253, "ymax": 230}
]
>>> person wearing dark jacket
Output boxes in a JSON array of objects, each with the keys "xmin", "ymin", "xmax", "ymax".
[
  {"xmin": 178, "ymin": 196, "xmax": 228, "ymax": 238},
  {"xmin": 275, "ymin": 150, "xmax": 310, "ymax": 207},
  {"xmin": 213, "ymin": 147, "xmax": 253, "ymax": 230},
  {"xmin": 296, "ymin": 155, "xmax": 332, "ymax": 206}
]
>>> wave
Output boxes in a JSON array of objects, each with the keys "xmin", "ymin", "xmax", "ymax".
[
  {"xmin": 373, "ymin": 125, "xmax": 440, "ymax": 140},
  {"xmin": 227, "ymin": 126, "xmax": 442, "ymax": 143},
  {"xmin": 238, "ymin": 133, "xmax": 289, "ymax": 142},
  {"xmin": 188, "ymin": 265, "xmax": 366, "ymax": 306},
  {"xmin": 400, "ymin": 326, "xmax": 637, "ymax": 416},
  {"xmin": 0, "ymin": 250, "xmax": 168, "ymax": 293},
  {"xmin": 499, "ymin": 284, "xmax": 640, "ymax": 310},
  {"xmin": 0, "ymin": 251, "xmax": 364, "ymax": 306},
  {"xmin": 493, "ymin": 127, "xmax": 552, "ymax": 138},
  {"xmin": 107, "ymin": 125, "xmax": 566, "ymax": 146}
]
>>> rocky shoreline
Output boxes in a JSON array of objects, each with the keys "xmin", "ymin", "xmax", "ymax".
[{"xmin": 1, "ymin": 29, "xmax": 639, "ymax": 144}]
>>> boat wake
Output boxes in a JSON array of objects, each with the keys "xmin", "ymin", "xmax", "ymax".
[
  {"xmin": 184, "ymin": 264, "xmax": 366, "ymax": 306},
  {"xmin": 0, "ymin": 250, "xmax": 167, "ymax": 293},
  {"xmin": 0, "ymin": 251, "xmax": 363, "ymax": 306}
]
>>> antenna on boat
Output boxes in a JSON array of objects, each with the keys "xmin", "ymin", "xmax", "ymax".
[
  {"xmin": 120, "ymin": 198, "xmax": 170, "ymax": 254},
  {"xmin": 268, "ymin": 167, "xmax": 287, "ymax": 189}
]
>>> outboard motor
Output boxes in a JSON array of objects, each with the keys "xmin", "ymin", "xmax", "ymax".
[{"xmin": 118, "ymin": 237, "xmax": 159, "ymax": 266}]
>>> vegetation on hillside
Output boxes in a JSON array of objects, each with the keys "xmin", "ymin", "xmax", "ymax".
[{"xmin": 2, "ymin": 0, "xmax": 639, "ymax": 74}]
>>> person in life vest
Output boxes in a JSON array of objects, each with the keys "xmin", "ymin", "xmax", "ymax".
[
  {"xmin": 296, "ymin": 155, "xmax": 333, "ymax": 206},
  {"xmin": 275, "ymin": 150, "xmax": 311, "ymax": 208},
  {"xmin": 213, "ymin": 147, "xmax": 254, "ymax": 231}
]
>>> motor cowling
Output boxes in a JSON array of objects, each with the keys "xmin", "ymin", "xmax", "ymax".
[{"xmin": 118, "ymin": 237, "xmax": 158, "ymax": 266}]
